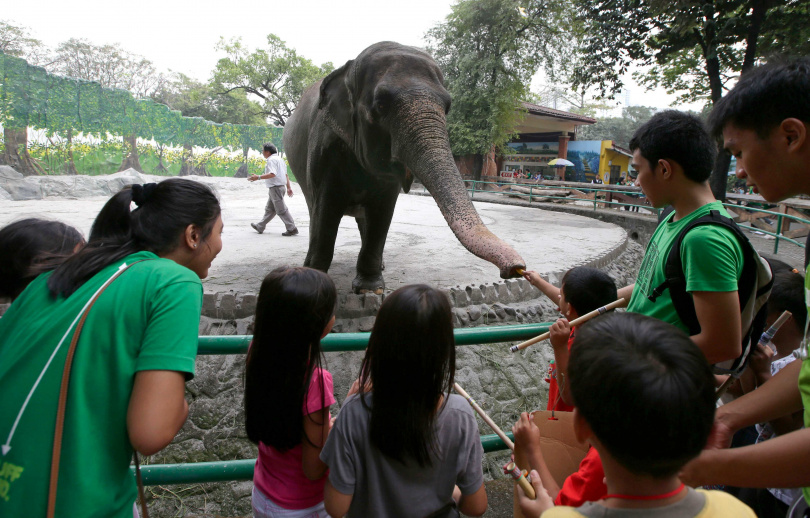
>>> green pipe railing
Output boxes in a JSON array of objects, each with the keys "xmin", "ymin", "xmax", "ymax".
[
  {"xmin": 144, "ymin": 324, "xmax": 550, "ymax": 485},
  {"xmin": 198, "ymin": 322, "xmax": 552, "ymax": 354},
  {"xmin": 133, "ymin": 432, "xmax": 515, "ymax": 485}
]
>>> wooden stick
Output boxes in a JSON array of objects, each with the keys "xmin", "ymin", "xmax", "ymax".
[
  {"xmin": 510, "ymin": 298, "xmax": 627, "ymax": 352},
  {"xmin": 453, "ymin": 382, "xmax": 514, "ymax": 451},
  {"xmin": 505, "ymin": 461, "xmax": 536, "ymax": 500},
  {"xmin": 715, "ymin": 310, "xmax": 792, "ymax": 400}
]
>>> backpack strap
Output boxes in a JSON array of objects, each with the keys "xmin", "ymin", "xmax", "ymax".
[{"xmin": 648, "ymin": 210, "xmax": 757, "ymax": 336}]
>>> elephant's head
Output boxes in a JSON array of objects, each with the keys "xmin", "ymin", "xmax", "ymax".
[{"xmin": 318, "ymin": 42, "xmax": 525, "ymax": 278}]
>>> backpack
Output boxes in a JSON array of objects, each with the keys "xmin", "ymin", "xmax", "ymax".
[{"xmin": 647, "ymin": 209, "xmax": 774, "ymax": 376}]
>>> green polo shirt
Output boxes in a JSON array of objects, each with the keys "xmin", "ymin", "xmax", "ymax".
[{"xmin": 0, "ymin": 251, "xmax": 202, "ymax": 517}]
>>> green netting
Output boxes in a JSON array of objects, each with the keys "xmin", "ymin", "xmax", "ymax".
[{"xmin": 0, "ymin": 51, "xmax": 283, "ymax": 154}]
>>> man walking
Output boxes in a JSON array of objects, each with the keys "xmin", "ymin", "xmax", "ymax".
[{"xmin": 249, "ymin": 143, "xmax": 298, "ymax": 236}]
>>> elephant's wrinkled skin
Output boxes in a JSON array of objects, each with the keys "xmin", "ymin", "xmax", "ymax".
[{"xmin": 284, "ymin": 41, "xmax": 525, "ymax": 294}]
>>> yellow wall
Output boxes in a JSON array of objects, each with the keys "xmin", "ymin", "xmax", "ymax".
[{"xmin": 597, "ymin": 141, "xmax": 631, "ymax": 183}]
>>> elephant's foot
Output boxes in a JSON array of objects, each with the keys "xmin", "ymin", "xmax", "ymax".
[{"xmin": 352, "ymin": 273, "xmax": 385, "ymax": 295}]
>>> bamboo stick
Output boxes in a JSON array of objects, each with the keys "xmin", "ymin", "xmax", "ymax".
[
  {"xmin": 504, "ymin": 461, "xmax": 536, "ymax": 500},
  {"xmin": 510, "ymin": 298, "xmax": 627, "ymax": 353},
  {"xmin": 453, "ymin": 382, "xmax": 514, "ymax": 451}
]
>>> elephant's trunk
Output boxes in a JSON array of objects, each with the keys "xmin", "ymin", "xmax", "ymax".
[{"xmin": 393, "ymin": 98, "xmax": 526, "ymax": 278}]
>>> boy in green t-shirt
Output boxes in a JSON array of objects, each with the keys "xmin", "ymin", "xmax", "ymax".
[
  {"xmin": 617, "ymin": 110, "xmax": 745, "ymax": 366},
  {"xmin": 681, "ymin": 57, "xmax": 810, "ymax": 504}
]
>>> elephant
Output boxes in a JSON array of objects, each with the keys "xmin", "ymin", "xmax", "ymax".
[{"xmin": 284, "ymin": 41, "xmax": 526, "ymax": 294}]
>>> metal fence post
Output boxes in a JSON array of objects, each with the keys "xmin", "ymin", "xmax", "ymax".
[
  {"xmin": 471, "ymin": 181, "xmax": 476, "ymax": 200},
  {"xmin": 529, "ymin": 185, "xmax": 533, "ymax": 204},
  {"xmin": 775, "ymin": 214, "xmax": 783, "ymax": 255}
]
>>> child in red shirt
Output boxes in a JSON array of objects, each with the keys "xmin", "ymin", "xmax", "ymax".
[{"xmin": 523, "ymin": 267, "xmax": 618, "ymax": 413}]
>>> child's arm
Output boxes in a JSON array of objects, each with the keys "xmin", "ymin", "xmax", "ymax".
[
  {"xmin": 549, "ymin": 319, "xmax": 573, "ymax": 406},
  {"xmin": 512, "ymin": 412, "xmax": 562, "ymax": 499},
  {"xmin": 456, "ymin": 483, "xmax": 488, "ymax": 517},
  {"xmin": 302, "ymin": 407, "xmax": 332, "ymax": 481},
  {"xmin": 324, "ymin": 479, "xmax": 353, "ymax": 517},
  {"xmin": 616, "ymin": 284, "xmax": 635, "ymax": 306},
  {"xmin": 517, "ymin": 470, "xmax": 556, "ymax": 518},
  {"xmin": 523, "ymin": 271, "xmax": 561, "ymax": 305}
]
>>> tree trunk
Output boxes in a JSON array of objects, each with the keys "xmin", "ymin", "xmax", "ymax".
[
  {"xmin": 234, "ymin": 147, "xmax": 250, "ymax": 178},
  {"xmin": 62, "ymin": 128, "xmax": 78, "ymax": 175},
  {"xmin": 179, "ymin": 143, "xmax": 194, "ymax": 176},
  {"xmin": 118, "ymin": 134, "xmax": 142, "ymax": 173},
  {"xmin": 710, "ymin": 151, "xmax": 732, "ymax": 201},
  {"xmin": 471, "ymin": 153, "xmax": 484, "ymax": 182},
  {"xmin": 3, "ymin": 127, "xmax": 44, "ymax": 176},
  {"xmin": 153, "ymin": 144, "xmax": 169, "ymax": 174}
]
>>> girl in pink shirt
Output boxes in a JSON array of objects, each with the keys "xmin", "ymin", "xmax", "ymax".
[{"xmin": 245, "ymin": 267, "xmax": 337, "ymax": 518}]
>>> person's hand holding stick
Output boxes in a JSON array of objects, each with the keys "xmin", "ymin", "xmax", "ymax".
[{"xmin": 510, "ymin": 298, "xmax": 627, "ymax": 352}]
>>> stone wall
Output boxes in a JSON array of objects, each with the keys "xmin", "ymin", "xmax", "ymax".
[{"xmin": 145, "ymin": 239, "xmax": 644, "ymax": 517}]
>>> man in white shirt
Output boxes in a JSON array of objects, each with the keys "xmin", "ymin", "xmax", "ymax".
[{"xmin": 248, "ymin": 143, "xmax": 298, "ymax": 236}]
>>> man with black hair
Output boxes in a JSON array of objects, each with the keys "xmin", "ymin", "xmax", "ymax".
[
  {"xmin": 617, "ymin": 110, "xmax": 745, "ymax": 366},
  {"xmin": 249, "ymin": 143, "xmax": 298, "ymax": 236},
  {"xmin": 516, "ymin": 313, "xmax": 755, "ymax": 517},
  {"xmin": 682, "ymin": 57, "xmax": 810, "ymax": 505}
]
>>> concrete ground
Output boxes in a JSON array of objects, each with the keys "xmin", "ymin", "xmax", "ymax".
[{"xmin": 0, "ymin": 176, "xmax": 627, "ymax": 296}]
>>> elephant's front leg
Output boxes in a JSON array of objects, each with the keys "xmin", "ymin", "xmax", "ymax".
[
  {"xmin": 352, "ymin": 190, "xmax": 398, "ymax": 294},
  {"xmin": 304, "ymin": 197, "xmax": 345, "ymax": 272}
]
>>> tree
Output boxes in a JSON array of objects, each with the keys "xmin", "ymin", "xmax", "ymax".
[
  {"xmin": 152, "ymin": 73, "xmax": 266, "ymax": 176},
  {"xmin": 578, "ymin": 106, "xmax": 657, "ymax": 148},
  {"xmin": 213, "ymin": 35, "xmax": 334, "ymax": 127},
  {"xmin": 0, "ymin": 20, "xmax": 48, "ymax": 175},
  {"xmin": 426, "ymin": 0, "xmax": 571, "ymax": 179},
  {"xmin": 50, "ymin": 38, "xmax": 166, "ymax": 172},
  {"xmin": 571, "ymin": 0, "xmax": 810, "ymax": 199}
]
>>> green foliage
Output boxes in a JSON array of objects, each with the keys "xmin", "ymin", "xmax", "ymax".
[
  {"xmin": 0, "ymin": 51, "xmax": 283, "ymax": 160},
  {"xmin": 578, "ymin": 106, "xmax": 657, "ymax": 148},
  {"xmin": 22, "ymin": 138, "xmax": 274, "ymax": 178},
  {"xmin": 572, "ymin": 0, "xmax": 810, "ymax": 105},
  {"xmin": 213, "ymin": 34, "xmax": 334, "ymax": 126},
  {"xmin": 426, "ymin": 0, "xmax": 571, "ymax": 156}
]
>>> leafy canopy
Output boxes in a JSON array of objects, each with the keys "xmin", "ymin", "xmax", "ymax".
[
  {"xmin": 426, "ymin": 0, "xmax": 571, "ymax": 156},
  {"xmin": 213, "ymin": 34, "xmax": 334, "ymax": 127}
]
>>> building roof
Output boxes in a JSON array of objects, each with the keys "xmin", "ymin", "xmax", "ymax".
[
  {"xmin": 520, "ymin": 102, "xmax": 597, "ymax": 125},
  {"xmin": 608, "ymin": 143, "xmax": 633, "ymax": 158}
]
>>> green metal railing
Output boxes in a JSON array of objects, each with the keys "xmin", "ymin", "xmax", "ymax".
[{"xmin": 135, "ymin": 322, "xmax": 552, "ymax": 485}]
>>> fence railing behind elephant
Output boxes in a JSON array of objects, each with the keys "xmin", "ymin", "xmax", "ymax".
[{"xmin": 132, "ymin": 322, "xmax": 553, "ymax": 485}]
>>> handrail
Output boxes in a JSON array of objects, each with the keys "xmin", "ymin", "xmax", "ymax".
[
  {"xmin": 142, "ymin": 323, "xmax": 554, "ymax": 485},
  {"xmin": 198, "ymin": 322, "xmax": 552, "ymax": 354},
  {"xmin": 133, "ymin": 433, "xmax": 514, "ymax": 485}
]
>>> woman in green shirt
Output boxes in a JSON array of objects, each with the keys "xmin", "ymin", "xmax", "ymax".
[{"xmin": 0, "ymin": 179, "xmax": 223, "ymax": 517}]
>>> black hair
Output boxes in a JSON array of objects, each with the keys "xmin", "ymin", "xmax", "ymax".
[
  {"xmin": 763, "ymin": 257, "xmax": 795, "ymax": 276},
  {"xmin": 48, "ymin": 179, "xmax": 221, "ymax": 297},
  {"xmin": 359, "ymin": 284, "xmax": 456, "ymax": 467},
  {"xmin": 0, "ymin": 218, "xmax": 85, "ymax": 300},
  {"xmin": 708, "ymin": 57, "xmax": 810, "ymax": 140},
  {"xmin": 561, "ymin": 267, "xmax": 617, "ymax": 315},
  {"xmin": 767, "ymin": 269, "xmax": 807, "ymax": 332},
  {"xmin": 244, "ymin": 267, "xmax": 337, "ymax": 451},
  {"xmin": 629, "ymin": 110, "xmax": 716, "ymax": 183},
  {"xmin": 568, "ymin": 313, "xmax": 716, "ymax": 478},
  {"xmin": 263, "ymin": 142, "xmax": 277, "ymax": 154}
]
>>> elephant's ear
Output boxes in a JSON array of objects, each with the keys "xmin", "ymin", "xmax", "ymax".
[{"xmin": 319, "ymin": 59, "xmax": 355, "ymax": 146}]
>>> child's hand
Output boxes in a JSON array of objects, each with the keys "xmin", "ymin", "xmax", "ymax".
[
  {"xmin": 549, "ymin": 318, "xmax": 570, "ymax": 351},
  {"xmin": 522, "ymin": 270, "xmax": 543, "ymax": 287},
  {"xmin": 512, "ymin": 412, "xmax": 542, "ymax": 452},
  {"xmin": 749, "ymin": 343, "xmax": 775, "ymax": 383},
  {"xmin": 517, "ymin": 470, "xmax": 554, "ymax": 518}
]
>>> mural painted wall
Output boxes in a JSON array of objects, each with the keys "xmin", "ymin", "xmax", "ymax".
[
  {"xmin": 567, "ymin": 140, "xmax": 602, "ymax": 182},
  {"xmin": 506, "ymin": 142, "xmax": 559, "ymax": 155}
]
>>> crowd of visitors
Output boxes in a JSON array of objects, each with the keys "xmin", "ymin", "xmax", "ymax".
[{"xmin": 0, "ymin": 57, "xmax": 809, "ymax": 518}]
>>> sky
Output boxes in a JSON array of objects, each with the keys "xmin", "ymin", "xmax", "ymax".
[{"xmin": 4, "ymin": 0, "xmax": 697, "ymax": 115}]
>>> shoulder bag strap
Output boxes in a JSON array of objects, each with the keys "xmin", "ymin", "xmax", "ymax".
[{"xmin": 47, "ymin": 260, "xmax": 150, "ymax": 518}]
